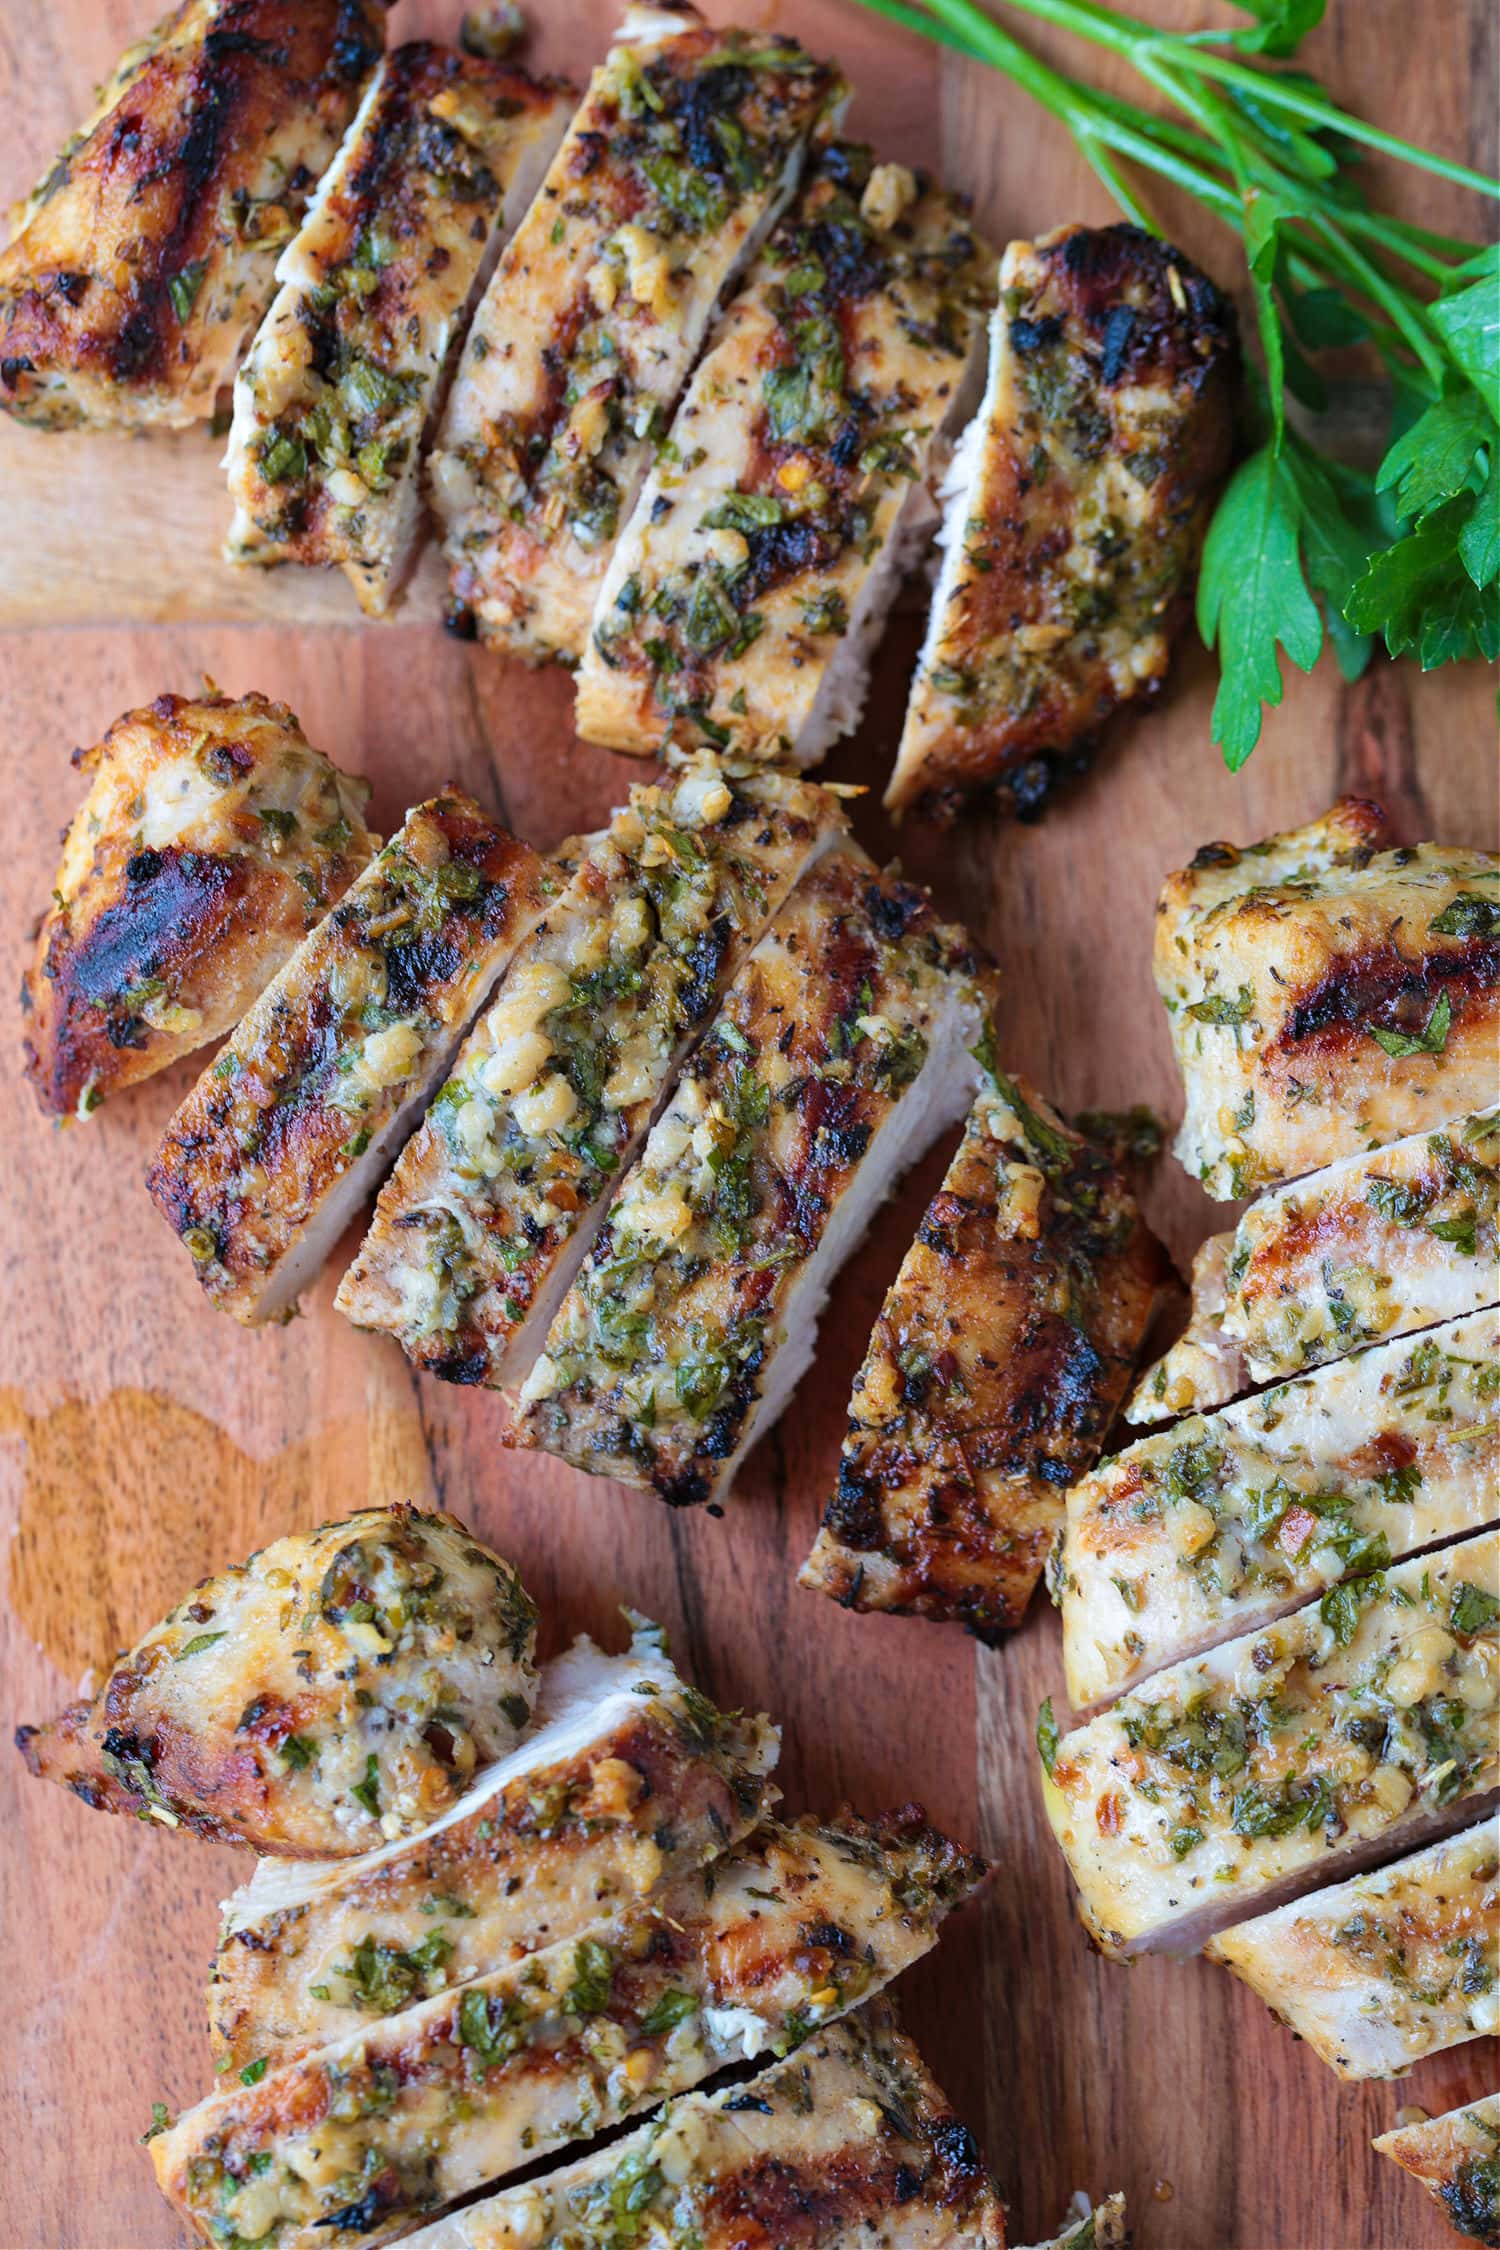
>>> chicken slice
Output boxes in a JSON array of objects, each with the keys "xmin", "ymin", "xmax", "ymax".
[
  {"xmin": 150, "ymin": 1806, "xmax": 987, "ymax": 2249},
  {"xmin": 148, "ymin": 793, "xmax": 549, "ymax": 1322},
  {"xmin": 1155, "ymin": 798, "xmax": 1500, "ymax": 1201},
  {"xmin": 578, "ymin": 144, "xmax": 994, "ymax": 764},
  {"xmin": 1207, "ymin": 1820, "xmax": 1498, "ymax": 2080},
  {"xmin": 1375, "ymin": 2095, "xmax": 1500, "ymax": 2245},
  {"xmin": 224, "ymin": 44, "xmax": 574, "ymax": 616},
  {"xmin": 15, "ymin": 1505, "xmax": 538, "ymax": 1857},
  {"xmin": 208, "ymin": 1619, "xmax": 779, "ymax": 2070},
  {"xmin": 1134, "ymin": 1108, "xmax": 1500, "ymax": 1434},
  {"xmin": 1124, "ymin": 1229, "xmax": 1248, "ymax": 1424},
  {"xmin": 0, "ymin": 0, "xmax": 388, "ymax": 431},
  {"xmin": 514, "ymin": 848, "xmax": 996, "ymax": 1507},
  {"xmin": 1020, "ymin": 2196, "xmax": 1129, "ymax": 2250},
  {"xmin": 888, "ymin": 223, "xmax": 1236, "ymax": 822},
  {"xmin": 21, "ymin": 688, "xmax": 376, "ymax": 1121},
  {"xmin": 336, "ymin": 758, "xmax": 848, "ymax": 1386},
  {"xmin": 1060, "ymin": 1307, "xmax": 1499, "ymax": 1709},
  {"xmin": 1041, "ymin": 1529, "xmax": 1500, "ymax": 1956},
  {"xmin": 429, "ymin": 2, "xmax": 845, "ymax": 658},
  {"xmin": 399, "ymin": 1995, "xmax": 1005, "ymax": 2250},
  {"xmin": 800, "ymin": 1070, "xmax": 1167, "ymax": 1640}
]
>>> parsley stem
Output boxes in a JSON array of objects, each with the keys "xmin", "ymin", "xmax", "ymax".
[{"xmin": 970, "ymin": 0, "xmax": 1500, "ymax": 200}]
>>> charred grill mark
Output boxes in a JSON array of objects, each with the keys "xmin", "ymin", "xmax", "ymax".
[
  {"xmin": 1047, "ymin": 221, "xmax": 1237, "ymax": 391},
  {"xmin": 1277, "ymin": 937, "xmax": 1499, "ymax": 1053},
  {"xmin": 29, "ymin": 846, "xmax": 247, "ymax": 1107}
]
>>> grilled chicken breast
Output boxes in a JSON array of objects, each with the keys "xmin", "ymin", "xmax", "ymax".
[
  {"xmin": 1022, "ymin": 2196, "xmax": 1128, "ymax": 2250},
  {"xmin": 336, "ymin": 759, "xmax": 848, "ymax": 1386},
  {"xmin": 400, "ymin": 1997, "xmax": 1005, "ymax": 2250},
  {"xmin": 149, "ymin": 794, "xmax": 548, "ymax": 1323},
  {"xmin": 208, "ymin": 1621, "xmax": 779, "ymax": 2070},
  {"xmin": 888, "ymin": 223, "xmax": 1236, "ymax": 822},
  {"xmin": 1207, "ymin": 1820, "xmax": 1498, "ymax": 2080},
  {"xmin": 1132, "ymin": 1107, "xmax": 1500, "ymax": 1425},
  {"xmin": 15, "ymin": 1506, "xmax": 538, "ymax": 1857},
  {"xmin": 0, "ymin": 0, "xmax": 388, "ymax": 431},
  {"xmin": 429, "ymin": 2, "xmax": 844, "ymax": 657},
  {"xmin": 225, "ymin": 44, "xmax": 573, "ymax": 616},
  {"xmin": 515, "ymin": 849, "xmax": 994, "ymax": 1507},
  {"xmin": 578, "ymin": 144, "xmax": 993, "ymax": 763},
  {"xmin": 22, "ymin": 689, "xmax": 376, "ymax": 1121},
  {"xmin": 151, "ymin": 1807, "xmax": 986, "ymax": 2249},
  {"xmin": 1059, "ymin": 1308, "xmax": 1500, "ymax": 1710},
  {"xmin": 800, "ymin": 1069, "xmax": 1167, "ymax": 1639},
  {"xmin": 1375, "ymin": 2095, "xmax": 1500, "ymax": 2246},
  {"xmin": 1041, "ymin": 1530, "xmax": 1500, "ymax": 1956},
  {"xmin": 1156, "ymin": 800, "xmax": 1500, "ymax": 1201}
]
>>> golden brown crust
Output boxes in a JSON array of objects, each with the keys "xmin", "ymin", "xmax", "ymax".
[
  {"xmin": 801, "ymin": 1072, "xmax": 1167, "ymax": 1638},
  {"xmin": 890, "ymin": 222, "xmax": 1237, "ymax": 821},
  {"xmin": 1155, "ymin": 801, "xmax": 1500, "ymax": 1198},
  {"xmin": 0, "ymin": 0, "xmax": 389, "ymax": 429},
  {"xmin": 15, "ymin": 1505, "xmax": 539, "ymax": 1857},
  {"xmin": 21, "ymin": 689, "xmax": 376, "ymax": 1119},
  {"xmin": 1375, "ymin": 2097, "xmax": 1500, "ymax": 2245}
]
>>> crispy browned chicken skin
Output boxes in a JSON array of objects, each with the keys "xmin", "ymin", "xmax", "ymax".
[{"xmin": 0, "ymin": 0, "xmax": 390, "ymax": 430}]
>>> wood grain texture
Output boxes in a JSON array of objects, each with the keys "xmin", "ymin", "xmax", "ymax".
[{"xmin": 0, "ymin": 3, "xmax": 1494, "ymax": 2247}]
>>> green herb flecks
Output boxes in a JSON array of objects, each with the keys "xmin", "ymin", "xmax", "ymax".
[{"xmin": 834, "ymin": 0, "xmax": 1500, "ymax": 769}]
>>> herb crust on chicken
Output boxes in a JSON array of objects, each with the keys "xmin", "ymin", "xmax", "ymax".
[
  {"xmin": 0, "ymin": 0, "xmax": 388, "ymax": 430},
  {"xmin": 801, "ymin": 1068, "xmax": 1167, "ymax": 1639},
  {"xmin": 15, "ymin": 1505, "xmax": 539, "ymax": 1857},
  {"xmin": 889, "ymin": 222, "xmax": 1236, "ymax": 822}
]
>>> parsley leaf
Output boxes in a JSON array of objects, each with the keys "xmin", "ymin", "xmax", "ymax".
[{"xmin": 1365, "ymin": 989, "xmax": 1451, "ymax": 1058}]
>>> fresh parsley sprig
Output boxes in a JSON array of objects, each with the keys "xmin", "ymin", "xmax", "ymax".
[{"xmin": 842, "ymin": 0, "xmax": 1499, "ymax": 768}]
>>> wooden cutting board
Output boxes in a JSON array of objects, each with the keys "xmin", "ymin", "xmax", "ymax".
[{"xmin": 0, "ymin": 3, "xmax": 1494, "ymax": 2246}]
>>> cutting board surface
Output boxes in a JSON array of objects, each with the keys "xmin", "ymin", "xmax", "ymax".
[{"xmin": 1, "ymin": 2, "xmax": 1495, "ymax": 2245}]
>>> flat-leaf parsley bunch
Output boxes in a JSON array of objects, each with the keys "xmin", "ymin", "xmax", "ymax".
[{"xmin": 843, "ymin": 0, "xmax": 1499, "ymax": 767}]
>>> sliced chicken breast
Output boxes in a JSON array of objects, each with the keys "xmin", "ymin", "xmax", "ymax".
[
  {"xmin": 1375, "ymin": 2095, "xmax": 1500, "ymax": 2246},
  {"xmin": 1041, "ymin": 1530, "xmax": 1500, "ymax": 1956},
  {"xmin": 15, "ymin": 1506, "xmax": 538, "ymax": 1856},
  {"xmin": 1125, "ymin": 1229, "xmax": 1248, "ymax": 1425},
  {"xmin": 514, "ymin": 848, "xmax": 995, "ymax": 1507},
  {"xmin": 1207, "ymin": 1820, "xmax": 1498, "ymax": 2080},
  {"xmin": 1060, "ymin": 1308, "xmax": 1500, "ymax": 1709},
  {"xmin": 336, "ymin": 759, "xmax": 848, "ymax": 1386},
  {"xmin": 800, "ymin": 1069, "xmax": 1167, "ymax": 1639},
  {"xmin": 429, "ymin": 2, "xmax": 844, "ymax": 658},
  {"xmin": 1155, "ymin": 799, "xmax": 1500, "ymax": 1201},
  {"xmin": 151, "ymin": 1807, "xmax": 987, "ymax": 2249},
  {"xmin": 888, "ymin": 223, "xmax": 1236, "ymax": 822},
  {"xmin": 399, "ymin": 1996, "xmax": 1005, "ymax": 2249},
  {"xmin": 0, "ymin": 0, "xmax": 387, "ymax": 430},
  {"xmin": 22, "ymin": 689, "xmax": 376, "ymax": 1121},
  {"xmin": 225, "ymin": 44, "xmax": 574, "ymax": 616},
  {"xmin": 1132, "ymin": 1109, "xmax": 1500, "ymax": 1429},
  {"xmin": 208, "ymin": 1620, "xmax": 779, "ymax": 2070},
  {"xmin": 148, "ymin": 793, "xmax": 549, "ymax": 1323},
  {"xmin": 578, "ymin": 143, "xmax": 994, "ymax": 763}
]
